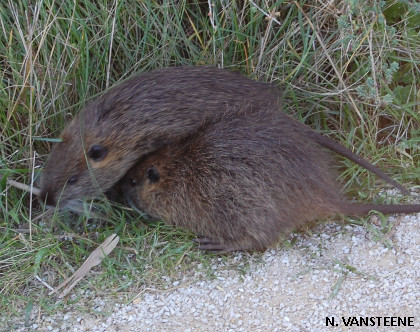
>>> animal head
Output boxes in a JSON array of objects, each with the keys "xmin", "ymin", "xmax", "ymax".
[{"xmin": 39, "ymin": 96, "xmax": 139, "ymax": 209}]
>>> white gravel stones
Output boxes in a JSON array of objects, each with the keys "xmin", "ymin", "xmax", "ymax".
[{"xmin": 15, "ymin": 212, "xmax": 420, "ymax": 332}]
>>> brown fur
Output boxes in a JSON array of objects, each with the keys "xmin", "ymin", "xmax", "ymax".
[
  {"xmin": 40, "ymin": 67, "xmax": 280, "ymax": 208},
  {"xmin": 39, "ymin": 66, "xmax": 408, "ymax": 209},
  {"xmin": 117, "ymin": 109, "xmax": 420, "ymax": 252}
]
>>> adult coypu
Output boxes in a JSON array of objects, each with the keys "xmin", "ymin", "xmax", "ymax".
[
  {"xmin": 118, "ymin": 108, "xmax": 420, "ymax": 252},
  {"xmin": 40, "ymin": 66, "xmax": 280, "ymax": 209},
  {"xmin": 39, "ymin": 66, "xmax": 408, "ymax": 210}
]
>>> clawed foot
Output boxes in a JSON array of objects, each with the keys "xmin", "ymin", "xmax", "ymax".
[{"xmin": 193, "ymin": 237, "xmax": 236, "ymax": 253}]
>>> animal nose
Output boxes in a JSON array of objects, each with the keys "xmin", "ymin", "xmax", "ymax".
[{"xmin": 39, "ymin": 188, "xmax": 56, "ymax": 207}]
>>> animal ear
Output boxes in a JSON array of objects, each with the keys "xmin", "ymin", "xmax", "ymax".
[
  {"xmin": 88, "ymin": 145, "xmax": 108, "ymax": 161},
  {"xmin": 94, "ymin": 97, "xmax": 115, "ymax": 123},
  {"xmin": 147, "ymin": 167, "xmax": 160, "ymax": 183}
]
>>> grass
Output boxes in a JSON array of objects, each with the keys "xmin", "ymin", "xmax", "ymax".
[{"xmin": 1, "ymin": 0, "xmax": 419, "ymax": 327}]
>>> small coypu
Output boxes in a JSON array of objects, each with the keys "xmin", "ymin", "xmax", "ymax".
[
  {"xmin": 40, "ymin": 66, "xmax": 409, "ymax": 210},
  {"xmin": 118, "ymin": 108, "xmax": 420, "ymax": 252}
]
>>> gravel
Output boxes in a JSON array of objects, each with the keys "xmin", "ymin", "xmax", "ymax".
[{"xmin": 14, "ymin": 210, "xmax": 420, "ymax": 332}]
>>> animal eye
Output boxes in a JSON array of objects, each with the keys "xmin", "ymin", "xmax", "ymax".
[
  {"xmin": 130, "ymin": 178, "xmax": 137, "ymax": 186},
  {"xmin": 147, "ymin": 167, "xmax": 160, "ymax": 183},
  {"xmin": 88, "ymin": 145, "xmax": 108, "ymax": 161},
  {"xmin": 67, "ymin": 175, "xmax": 78, "ymax": 184}
]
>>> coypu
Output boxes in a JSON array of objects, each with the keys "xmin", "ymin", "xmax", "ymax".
[
  {"xmin": 118, "ymin": 108, "xmax": 420, "ymax": 252},
  {"xmin": 39, "ymin": 66, "xmax": 409, "ymax": 210}
]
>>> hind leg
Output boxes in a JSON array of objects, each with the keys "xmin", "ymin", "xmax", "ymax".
[{"xmin": 193, "ymin": 237, "xmax": 262, "ymax": 253}]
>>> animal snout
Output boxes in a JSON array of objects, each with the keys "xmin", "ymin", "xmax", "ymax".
[{"xmin": 38, "ymin": 187, "xmax": 56, "ymax": 207}]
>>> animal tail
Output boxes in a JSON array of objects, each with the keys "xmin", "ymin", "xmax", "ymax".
[
  {"xmin": 306, "ymin": 131, "xmax": 409, "ymax": 195},
  {"xmin": 338, "ymin": 203, "xmax": 420, "ymax": 216}
]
